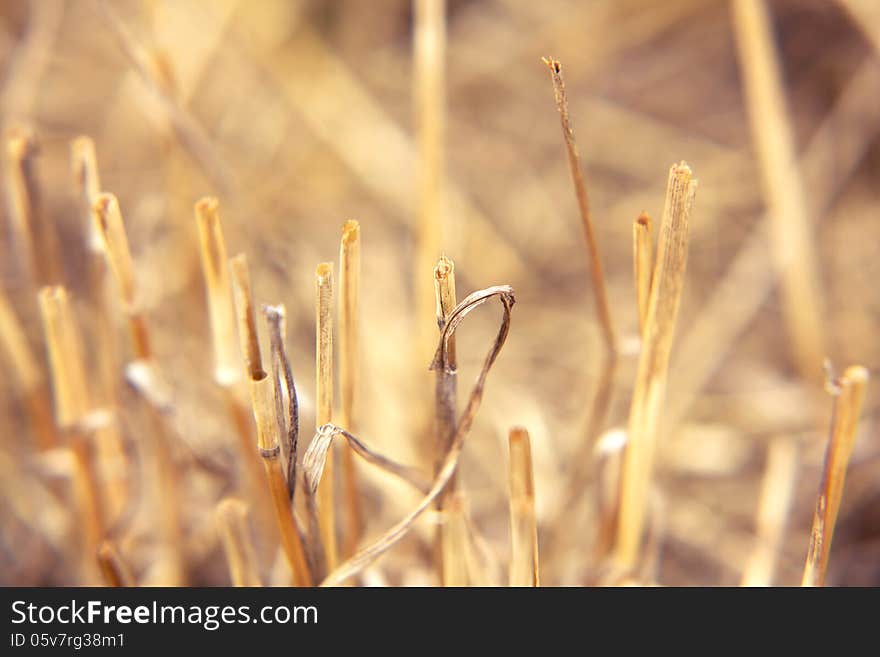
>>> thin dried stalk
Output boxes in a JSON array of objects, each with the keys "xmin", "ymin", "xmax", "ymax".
[
  {"xmin": 741, "ymin": 437, "xmax": 798, "ymax": 586},
  {"xmin": 70, "ymin": 136, "xmax": 128, "ymax": 522},
  {"xmin": 338, "ymin": 220, "xmax": 362, "ymax": 557},
  {"xmin": 508, "ymin": 427, "xmax": 539, "ymax": 587},
  {"xmin": 320, "ymin": 285, "xmax": 514, "ymax": 586},
  {"xmin": 633, "ymin": 212, "xmax": 654, "ymax": 336},
  {"xmin": 802, "ymin": 365, "xmax": 869, "ymax": 587},
  {"xmin": 70, "ymin": 135, "xmax": 102, "ymax": 248},
  {"xmin": 216, "ymin": 498, "xmax": 263, "ymax": 587},
  {"xmin": 196, "ymin": 201, "xmax": 275, "ymax": 538},
  {"xmin": 616, "ymin": 162, "xmax": 697, "ymax": 570},
  {"xmin": 434, "ymin": 255, "xmax": 458, "ymax": 471},
  {"xmin": 230, "ymin": 254, "xmax": 312, "ymax": 587},
  {"xmin": 315, "ymin": 263, "xmax": 337, "ymax": 569},
  {"xmin": 97, "ymin": 541, "xmax": 134, "ymax": 587},
  {"xmin": 37, "ymin": 286, "xmax": 104, "ymax": 582},
  {"xmin": 92, "ymin": 193, "xmax": 151, "ymax": 360},
  {"xmin": 195, "ymin": 198, "xmax": 241, "ymax": 386},
  {"xmin": 125, "ymin": 362, "xmax": 184, "ymax": 586},
  {"xmin": 414, "ymin": 0, "xmax": 447, "ymax": 366},
  {"xmin": 0, "ymin": 287, "xmax": 55, "ymax": 448},
  {"xmin": 6, "ymin": 128, "xmax": 61, "ymax": 284},
  {"xmin": 433, "ymin": 255, "xmax": 459, "ymax": 584},
  {"xmin": 37, "ymin": 287, "xmax": 90, "ymax": 430},
  {"xmin": 90, "ymin": 191, "xmax": 181, "ymax": 582},
  {"xmin": 542, "ymin": 57, "xmax": 616, "ymax": 355},
  {"xmin": 229, "ymin": 255, "xmax": 262, "ymax": 380},
  {"xmin": 731, "ymin": 0, "xmax": 825, "ymax": 381}
]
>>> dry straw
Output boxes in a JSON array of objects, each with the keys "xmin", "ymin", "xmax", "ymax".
[
  {"xmin": 315, "ymin": 262, "xmax": 337, "ymax": 569},
  {"xmin": 230, "ymin": 254, "xmax": 312, "ymax": 586},
  {"xmin": 194, "ymin": 200, "xmax": 274, "ymax": 537},
  {"xmin": 70, "ymin": 136, "xmax": 128, "ymax": 522},
  {"xmin": 338, "ymin": 221, "xmax": 363, "ymax": 557},
  {"xmin": 91, "ymin": 190, "xmax": 183, "ymax": 585},
  {"xmin": 433, "ymin": 255, "xmax": 460, "ymax": 584},
  {"xmin": 508, "ymin": 427, "xmax": 539, "ymax": 587},
  {"xmin": 802, "ymin": 365, "xmax": 869, "ymax": 586},
  {"xmin": 616, "ymin": 162, "xmax": 697, "ymax": 571},
  {"xmin": 37, "ymin": 286, "xmax": 103, "ymax": 581},
  {"xmin": 91, "ymin": 193, "xmax": 151, "ymax": 360},
  {"xmin": 195, "ymin": 198, "xmax": 241, "ymax": 387},
  {"xmin": 6, "ymin": 128, "xmax": 61, "ymax": 285},
  {"xmin": 542, "ymin": 57, "xmax": 616, "ymax": 355}
]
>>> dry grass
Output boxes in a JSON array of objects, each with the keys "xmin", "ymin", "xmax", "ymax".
[{"xmin": 1, "ymin": 1, "xmax": 878, "ymax": 588}]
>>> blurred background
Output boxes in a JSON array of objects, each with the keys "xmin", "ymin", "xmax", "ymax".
[{"xmin": 1, "ymin": 0, "xmax": 878, "ymax": 586}]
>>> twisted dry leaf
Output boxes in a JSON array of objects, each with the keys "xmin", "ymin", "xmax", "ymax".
[{"xmin": 313, "ymin": 284, "xmax": 515, "ymax": 586}]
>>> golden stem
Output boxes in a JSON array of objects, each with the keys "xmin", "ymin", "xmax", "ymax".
[
  {"xmin": 802, "ymin": 366, "xmax": 869, "ymax": 586},
  {"xmin": 616, "ymin": 163, "xmax": 697, "ymax": 570},
  {"xmin": 315, "ymin": 262, "xmax": 337, "ymax": 569},
  {"xmin": 508, "ymin": 427, "xmax": 539, "ymax": 587}
]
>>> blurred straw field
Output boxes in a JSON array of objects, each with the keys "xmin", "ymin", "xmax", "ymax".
[{"xmin": 1, "ymin": 0, "xmax": 879, "ymax": 586}]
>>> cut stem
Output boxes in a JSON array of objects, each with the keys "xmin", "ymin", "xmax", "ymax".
[
  {"xmin": 338, "ymin": 221, "xmax": 363, "ymax": 558},
  {"xmin": 633, "ymin": 212, "xmax": 654, "ymax": 336},
  {"xmin": 194, "ymin": 200, "xmax": 274, "ymax": 537},
  {"xmin": 802, "ymin": 365, "xmax": 869, "ymax": 587},
  {"xmin": 195, "ymin": 197, "xmax": 241, "ymax": 387},
  {"xmin": 70, "ymin": 136, "xmax": 128, "ymax": 523},
  {"xmin": 6, "ymin": 128, "xmax": 61, "ymax": 285},
  {"xmin": 37, "ymin": 286, "xmax": 104, "ymax": 582},
  {"xmin": 543, "ymin": 57, "xmax": 617, "ymax": 355},
  {"xmin": 434, "ymin": 255, "xmax": 459, "ymax": 584},
  {"xmin": 230, "ymin": 254, "xmax": 312, "ymax": 586},
  {"xmin": 508, "ymin": 427, "xmax": 539, "ymax": 587},
  {"xmin": 92, "ymin": 193, "xmax": 151, "ymax": 360},
  {"xmin": 89, "ymin": 191, "xmax": 183, "ymax": 584},
  {"xmin": 216, "ymin": 498, "xmax": 263, "ymax": 587},
  {"xmin": 616, "ymin": 162, "xmax": 697, "ymax": 570},
  {"xmin": 315, "ymin": 262, "xmax": 337, "ymax": 569}
]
